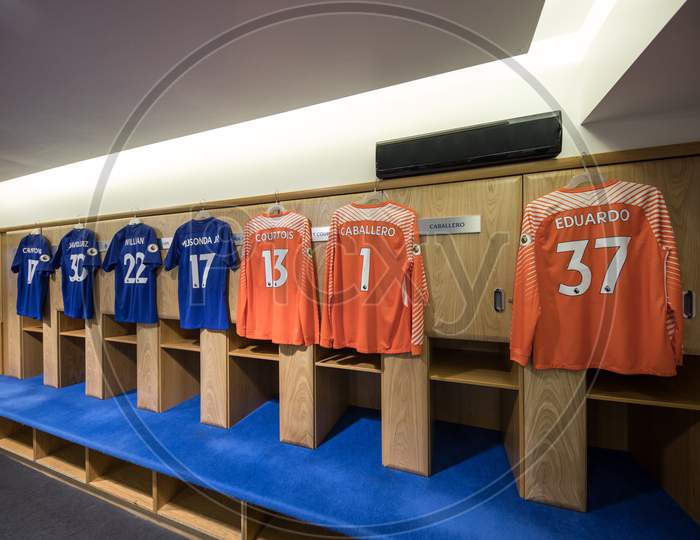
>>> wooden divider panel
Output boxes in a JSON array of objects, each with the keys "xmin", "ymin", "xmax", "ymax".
[
  {"xmin": 279, "ymin": 344, "xmax": 316, "ymax": 448},
  {"xmin": 200, "ymin": 328, "xmax": 230, "ymax": 427},
  {"xmin": 2, "ymin": 231, "xmax": 25, "ymax": 377},
  {"xmin": 382, "ymin": 349, "xmax": 430, "ymax": 476},
  {"xmin": 137, "ymin": 323, "xmax": 160, "ymax": 411}
]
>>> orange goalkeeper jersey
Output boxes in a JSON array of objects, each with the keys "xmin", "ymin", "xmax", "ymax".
[
  {"xmin": 320, "ymin": 201, "xmax": 428, "ymax": 356},
  {"xmin": 236, "ymin": 211, "xmax": 319, "ymax": 346},
  {"xmin": 511, "ymin": 180, "xmax": 683, "ymax": 376}
]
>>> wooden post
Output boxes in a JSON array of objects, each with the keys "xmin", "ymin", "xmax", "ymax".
[
  {"xmin": 522, "ymin": 366, "xmax": 587, "ymax": 511},
  {"xmin": 279, "ymin": 344, "xmax": 316, "ymax": 448},
  {"xmin": 200, "ymin": 329, "xmax": 230, "ymax": 427},
  {"xmin": 137, "ymin": 323, "xmax": 160, "ymax": 411},
  {"xmin": 381, "ymin": 346, "xmax": 431, "ymax": 476}
]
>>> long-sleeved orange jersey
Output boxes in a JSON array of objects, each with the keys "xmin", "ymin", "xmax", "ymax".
[
  {"xmin": 236, "ymin": 211, "xmax": 319, "ymax": 346},
  {"xmin": 321, "ymin": 201, "xmax": 428, "ymax": 356},
  {"xmin": 510, "ymin": 180, "xmax": 683, "ymax": 376}
]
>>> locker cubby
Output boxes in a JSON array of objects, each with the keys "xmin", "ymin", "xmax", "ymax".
[
  {"xmin": 20, "ymin": 316, "xmax": 43, "ymax": 378},
  {"xmin": 155, "ymin": 473, "xmax": 242, "ymax": 538},
  {"xmin": 0, "ymin": 418, "xmax": 34, "ymax": 460},
  {"xmin": 55, "ymin": 310, "xmax": 86, "ymax": 387},
  {"xmin": 87, "ymin": 449, "xmax": 154, "ymax": 511},
  {"xmin": 429, "ymin": 340, "xmax": 521, "ymax": 485},
  {"xmin": 315, "ymin": 347, "xmax": 382, "ymax": 446},
  {"xmin": 159, "ymin": 318, "xmax": 200, "ymax": 412},
  {"xmin": 34, "ymin": 430, "xmax": 86, "ymax": 482},
  {"xmin": 227, "ymin": 327, "xmax": 279, "ymax": 427},
  {"xmin": 96, "ymin": 313, "xmax": 137, "ymax": 399}
]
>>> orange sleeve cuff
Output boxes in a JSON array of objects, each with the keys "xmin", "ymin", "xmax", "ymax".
[{"xmin": 509, "ymin": 349, "xmax": 530, "ymax": 366}]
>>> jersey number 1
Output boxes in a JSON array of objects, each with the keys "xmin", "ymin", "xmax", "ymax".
[{"xmin": 557, "ymin": 236, "xmax": 631, "ymax": 296}]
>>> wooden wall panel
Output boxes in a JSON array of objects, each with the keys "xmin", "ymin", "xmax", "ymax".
[
  {"xmin": 389, "ymin": 176, "xmax": 522, "ymax": 342},
  {"xmin": 587, "ymin": 400, "xmax": 628, "ymax": 451},
  {"xmin": 382, "ymin": 350, "xmax": 430, "ymax": 476},
  {"xmin": 522, "ymin": 365, "xmax": 587, "ymax": 511},
  {"xmin": 279, "ymin": 344, "xmax": 316, "ymax": 448},
  {"xmin": 42, "ymin": 309, "xmax": 59, "ymax": 386},
  {"xmin": 3, "ymin": 231, "xmax": 26, "ymax": 377},
  {"xmin": 85, "ymin": 277, "xmax": 103, "ymax": 398},
  {"xmin": 431, "ymin": 381, "xmax": 501, "ymax": 430},
  {"xmin": 525, "ymin": 156, "xmax": 700, "ymax": 354}
]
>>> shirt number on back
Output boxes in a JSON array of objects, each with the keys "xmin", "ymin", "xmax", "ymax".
[
  {"xmin": 359, "ymin": 247, "xmax": 371, "ymax": 292},
  {"xmin": 27, "ymin": 259, "xmax": 39, "ymax": 284},
  {"xmin": 557, "ymin": 236, "xmax": 631, "ymax": 296},
  {"xmin": 262, "ymin": 249, "xmax": 288, "ymax": 288},
  {"xmin": 189, "ymin": 253, "xmax": 216, "ymax": 288},
  {"xmin": 68, "ymin": 254, "xmax": 88, "ymax": 282},
  {"xmin": 123, "ymin": 253, "xmax": 148, "ymax": 284}
]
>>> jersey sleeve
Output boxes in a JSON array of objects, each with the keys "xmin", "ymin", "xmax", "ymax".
[
  {"xmin": 299, "ymin": 220, "xmax": 320, "ymax": 346},
  {"xmin": 409, "ymin": 219, "xmax": 429, "ymax": 356},
  {"xmin": 102, "ymin": 232, "xmax": 120, "ymax": 272},
  {"xmin": 220, "ymin": 223, "xmax": 239, "ymax": 270},
  {"xmin": 235, "ymin": 222, "xmax": 251, "ymax": 336},
  {"xmin": 164, "ymin": 228, "xmax": 180, "ymax": 270},
  {"xmin": 648, "ymin": 188, "xmax": 684, "ymax": 365},
  {"xmin": 11, "ymin": 239, "xmax": 24, "ymax": 273},
  {"xmin": 85, "ymin": 232, "xmax": 101, "ymax": 269},
  {"xmin": 50, "ymin": 238, "xmax": 63, "ymax": 270},
  {"xmin": 37, "ymin": 237, "xmax": 54, "ymax": 273},
  {"xmin": 320, "ymin": 213, "xmax": 338, "ymax": 349},
  {"xmin": 510, "ymin": 205, "xmax": 541, "ymax": 365},
  {"xmin": 144, "ymin": 227, "xmax": 162, "ymax": 266}
]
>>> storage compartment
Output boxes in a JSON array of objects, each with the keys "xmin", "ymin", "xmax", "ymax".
[
  {"xmin": 159, "ymin": 318, "xmax": 200, "ymax": 412},
  {"xmin": 99, "ymin": 314, "xmax": 137, "ymax": 398},
  {"xmin": 34, "ymin": 430, "xmax": 86, "ymax": 482},
  {"xmin": 315, "ymin": 348, "xmax": 381, "ymax": 445},
  {"xmin": 87, "ymin": 449, "xmax": 153, "ymax": 510},
  {"xmin": 56, "ymin": 311, "xmax": 86, "ymax": 387},
  {"xmin": 155, "ymin": 473, "xmax": 242, "ymax": 538},
  {"xmin": 0, "ymin": 418, "xmax": 34, "ymax": 460},
  {"xmin": 430, "ymin": 340, "xmax": 517, "ymax": 390},
  {"xmin": 229, "ymin": 330, "xmax": 279, "ymax": 362},
  {"xmin": 21, "ymin": 317, "xmax": 43, "ymax": 378}
]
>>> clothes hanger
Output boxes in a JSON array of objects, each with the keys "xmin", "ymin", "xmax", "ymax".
[
  {"xmin": 74, "ymin": 217, "xmax": 84, "ymax": 230},
  {"xmin": 129, "ymin": 211, "xmax": 141, "ymax": 225},
  {"xmin": 267, "ymin": 191, "xmax": 286, "ymax": 216},
  {"xmin": 357, "ymin": 179, "xmax": 384, "ymax": 204},
  {"xmin": 566, "ymin": 161, "xmax": 605, "ymax": 189},
  {"xmin": 193, "ymin": 201, "xmax": 211, "ymax": 220},
  {"xmin": 30, "ymin": 223, "xmax": 41, "ymax": 235}
]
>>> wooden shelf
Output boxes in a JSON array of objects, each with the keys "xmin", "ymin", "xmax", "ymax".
[
  {"xmin": 90, "ymin": 461, "xmax": 153, "ymax": 510},
  {"xmin": 23, "ymin": 325, "xmax": 43, "ymax": 334},
  {"xmin": 60, "ymin": 328, "xmax": 86, "ymax": 339},
  {"xmin": 429, "ymin": 349, "xmax": 518, "ymax": 390},
  {"xmin": 37, "ymin": 444, "xmax": 86, "ymax": 482},
  {"xmin": 161, "ymin": 338, "xmax": 200, "ymax": 352},
  {"xmin": 316, "ymin": 351, "xmax": 382, "ymax": 374},
  {"xmin": 0, "ymin": 426, "xmax": 34, "ymax": 460},
  {"xmin": 158, "ymin": 486, "xmax": 241, "ymax": 539},
  {"xmin": 230, "ymin": 343, "xmax": 279, "ymax": 362},
  {"xmin": 104, "ymin": 334, "xmax": 138, "ymax": 346},
  {"xmin": 587, "ymin": 360, "xmax": 700, "ymax": 411}
]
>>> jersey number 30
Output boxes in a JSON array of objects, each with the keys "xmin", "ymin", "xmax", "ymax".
[{"xmin": 557, "ymin": 236, "xmax": 631, "ymax": 296}]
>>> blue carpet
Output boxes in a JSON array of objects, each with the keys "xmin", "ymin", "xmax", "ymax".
[{"xmin": 0, "ymin": 375, "xmax": 697, "ymax": 539}]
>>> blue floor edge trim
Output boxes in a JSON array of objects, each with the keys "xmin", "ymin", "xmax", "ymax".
[{"xmin": 0, "ymin": 374, "xmax": 697, "ymax": 540}]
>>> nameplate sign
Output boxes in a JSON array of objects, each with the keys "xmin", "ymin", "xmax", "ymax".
[
  {"xmin": 419, "ymin": 215, "xmax": 481, "ymax": 236},
  {"xmin": 311, "ymin": 226, "xmax": 330, "ymax": 242}
]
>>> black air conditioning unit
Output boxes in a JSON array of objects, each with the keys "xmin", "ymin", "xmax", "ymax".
[{"xmin": 376, "ymin": 111, "xmax": 562, "ymax": 179}]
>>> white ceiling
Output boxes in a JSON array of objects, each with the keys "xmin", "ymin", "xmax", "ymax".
[
  {"xmin": 585, "ymin": 0, "xmax": 700, "ymax": 123},
  {"xmin": 0, "ymin": 0, "xmax": 544, "ymax": 182}
]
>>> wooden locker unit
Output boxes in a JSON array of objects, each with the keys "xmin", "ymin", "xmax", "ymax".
[
  {"xmin": 87, "ymin": 313, "xmax": 138, "ymax": 399},
  {"xmin": 388, "ymin": 176, "xmax": 522, "ymax": 341},
  {"xmin": 51, "ymin": 311, "xmax": 87, "ymax": 388},
  {"xmin": 159, "ymin": 318, "xmax": 200, "ymax": 413}
]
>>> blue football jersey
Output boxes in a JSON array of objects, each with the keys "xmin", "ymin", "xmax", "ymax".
[
  {"xmin": 51, "ymin": 228, "xmax": 101, "ymax": 319},
  {"xmin": 164, "ymin": 218, "xmax": 239, "ymax": 330},
  {"xmin": 103, "ymin": 224, "xmax": 162, "ymax": 324},
  {"xmin": 11, "ymin": 234, "xmax": 54, "ymax": 320}
]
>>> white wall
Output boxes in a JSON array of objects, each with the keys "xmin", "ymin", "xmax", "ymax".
[{"xmin": 0, "ymin": 0, "xmax": 692, "ymax": 228}]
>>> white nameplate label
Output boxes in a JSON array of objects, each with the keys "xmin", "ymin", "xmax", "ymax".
[
  {"xmin": 312, "ymin": 226, "xmax": 329, "ymax": 242},
  {"xmin": 159, "ymin": 234, "xmax": 242, "ymax": 249},
  {"xmin": 419, "ymin": 215, "xmax": 481, "ymax": 236}
]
